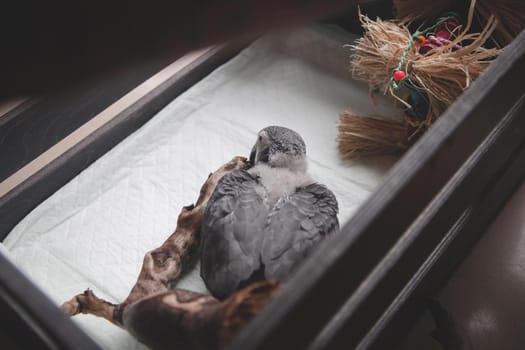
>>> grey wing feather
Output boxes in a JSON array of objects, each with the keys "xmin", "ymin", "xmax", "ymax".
[
  {"xmin": 200, "ymin": 170, "xmax": 268, "ymax": 299},
  {"xmin": 261, "ymin": 183, "xmax": 339, "ymax": 281}
]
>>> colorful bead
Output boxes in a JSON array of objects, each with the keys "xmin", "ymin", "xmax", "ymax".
[
  {"xmin": 415, "ymin": 35, "xmax": 427, "ymax": 46},
  {"xmin": 393, "ymin": 70, "xmax": 406, "ymax": 82}
]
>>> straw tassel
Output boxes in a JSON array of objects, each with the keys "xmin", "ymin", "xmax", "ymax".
[
  {"xmin": 351, "ymin": 6, "xmax": 500, "ymax": 121},
  {"xmin": 338, "ymin": 112, "xmax": 408, "ymax": 158},
  {"xmin": 338, "ymin": 0, "xmax": 508, "ymax": 160}
]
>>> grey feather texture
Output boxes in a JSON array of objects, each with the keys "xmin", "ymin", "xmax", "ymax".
[
  {"xmin": 200, "ymin": 170, "xmax": 267, "ymax": 299},
  {"xmin": 200, "ymin": 126, "xmax": 339, "ymax": 299},
  {"xmin": 261, "ymin": 183, "xmax": 338, "ymax": 280}
]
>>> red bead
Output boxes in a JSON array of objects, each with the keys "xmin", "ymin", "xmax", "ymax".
[{"xmin": 394, "ymin": 70, "xmax": 406, "ymax": 82}]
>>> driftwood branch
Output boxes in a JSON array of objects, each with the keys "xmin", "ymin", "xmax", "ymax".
[{"xmin": 61, "ymin": 156, "xmax": 280, "ymax": 350}]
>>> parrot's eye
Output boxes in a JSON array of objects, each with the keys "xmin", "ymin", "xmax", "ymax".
[{"xmin": 258, "ymin": 135, "xmax": 263, "ymax": 142}]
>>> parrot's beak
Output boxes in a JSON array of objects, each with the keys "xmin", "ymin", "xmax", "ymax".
[{"xmin": 249, "ymin": 145, "xmax": 256, "ymax": 166}]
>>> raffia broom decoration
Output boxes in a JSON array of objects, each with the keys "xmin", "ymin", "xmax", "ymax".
[{"xmin": 338, "ymin": 0, "xmax": 524, "ymax": 159}]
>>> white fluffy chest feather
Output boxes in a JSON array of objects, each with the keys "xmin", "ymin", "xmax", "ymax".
[{"xmin": 248, "ymin": 164, "xmax": 313, "ymax": 208}]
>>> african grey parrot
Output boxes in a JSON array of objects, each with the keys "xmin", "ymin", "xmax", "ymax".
[{"xmin": 200, "ymin": 126, "xmax": 339, "ymax": 299}]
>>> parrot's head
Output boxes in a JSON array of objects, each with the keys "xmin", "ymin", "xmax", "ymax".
[{"xmin": 249, "ymin": 126, "xmax": 307, "ymax": 172}]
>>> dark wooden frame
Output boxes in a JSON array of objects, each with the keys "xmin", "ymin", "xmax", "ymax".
[{"xmin": 0, "ymin": 19, "xmax": 524, "ymax": 350}]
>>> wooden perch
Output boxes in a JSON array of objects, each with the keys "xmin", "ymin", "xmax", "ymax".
[{"xmin": 61, "ymin": 156, "xmax": 280, "ymax": 350}]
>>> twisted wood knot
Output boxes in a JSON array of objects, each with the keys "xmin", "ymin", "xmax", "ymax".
[{"xmin": 150, "ymin": 247, "xmax": 179, "ymax": 268}]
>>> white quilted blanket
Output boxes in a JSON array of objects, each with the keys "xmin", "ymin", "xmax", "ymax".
[{"xmin": 1, "ymin": 25, "xmax": 400, "ymax": 349}]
